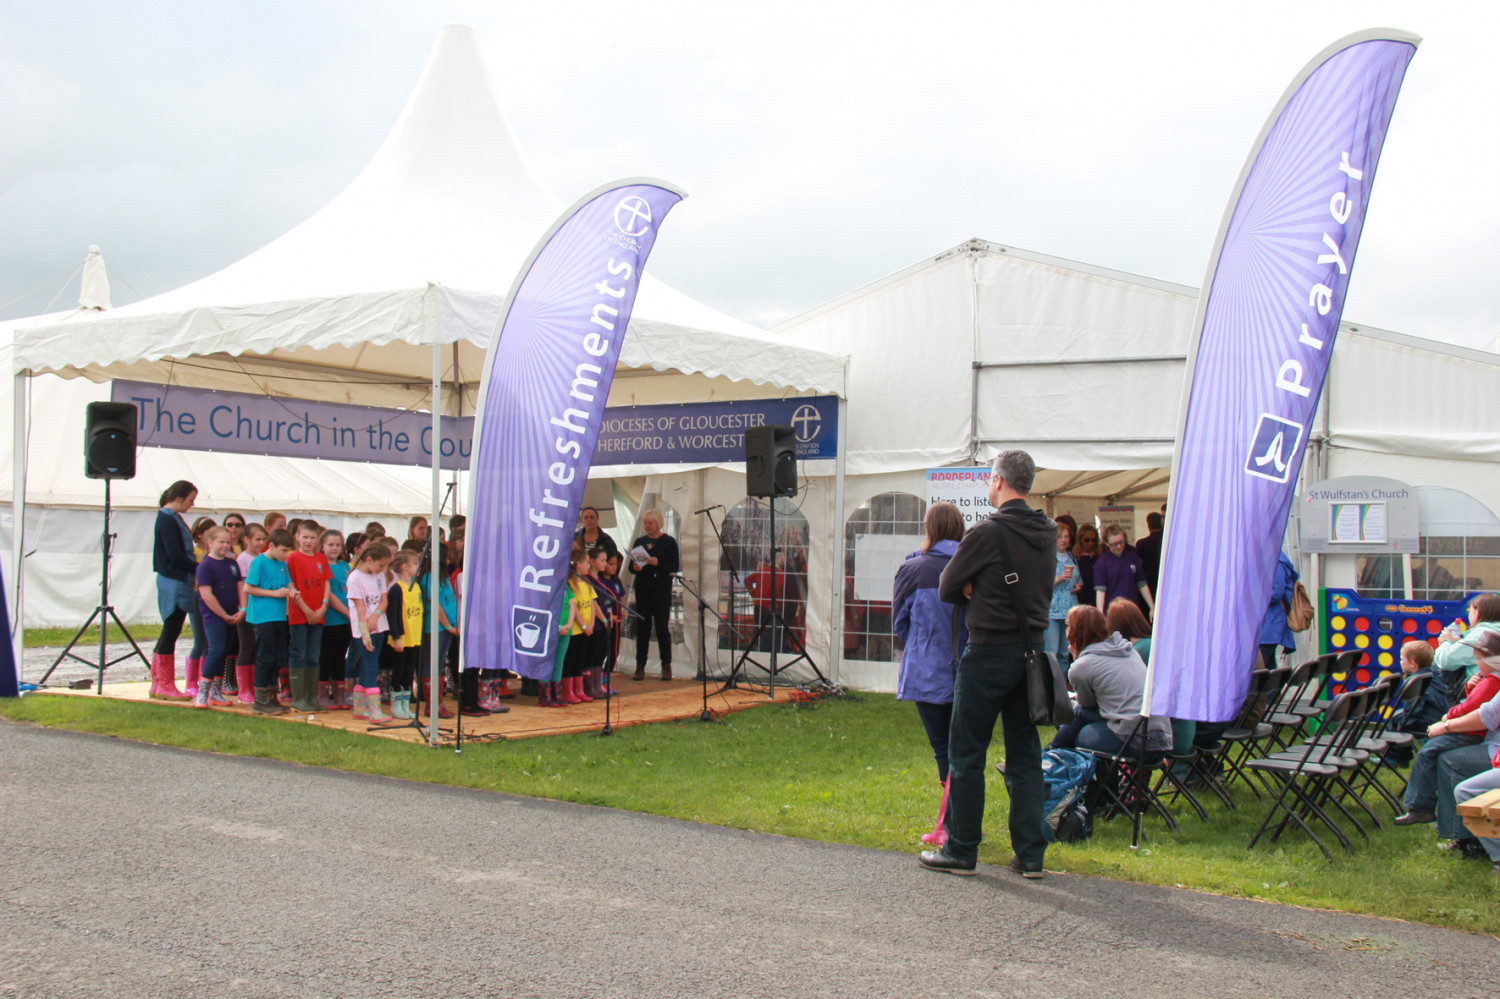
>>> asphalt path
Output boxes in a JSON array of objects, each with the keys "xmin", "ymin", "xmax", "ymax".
[{"xmin": 1, "ymin": 721, "xmax": 1494, "ymax": 999}]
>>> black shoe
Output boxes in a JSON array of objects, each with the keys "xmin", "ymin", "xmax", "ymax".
[
  {"xmin": 1394, "ymin": 809, "xmax": 1437, "ymax": 826},
  {"xmin": 1008, "ymin": 855, "xmax": 1044, "ymax": 880},
  {"xmin": 917, "ymin": 849, "xmax": 976, "ymax": 876}
]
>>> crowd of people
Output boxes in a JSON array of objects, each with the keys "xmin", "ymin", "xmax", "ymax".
[
  {"xmin": 890, "ymin": 450, "xmax": 1500, "ymax": 878},
  {"xmin": 149, "ymin": 484, "xmax": 680, "ymax": 719}
]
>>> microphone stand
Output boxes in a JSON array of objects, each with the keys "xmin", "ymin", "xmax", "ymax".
[
  {"xmin": 674, "ymin": 573, "xmax": 734, "ymax": 722},
  {"xmin": 694, "ymin": 505, "xmax": 746, "ymax": 684},
  {"xmin": 603, "ymin": 604, "xmax": 648, "ymax": 737}
]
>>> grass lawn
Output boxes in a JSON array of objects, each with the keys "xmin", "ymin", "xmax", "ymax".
[
  {"xmin": 2, "ymin": 691, "xmax": 1495, "ymax": 935},
  {"xmin": 23, "ymin": 623, "xmax": 163, "ymax": 648}
]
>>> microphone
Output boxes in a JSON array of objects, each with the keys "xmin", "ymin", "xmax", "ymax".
[{"xmin": 693, "ymin": 505, "xmax": 724, "ymax": 515}]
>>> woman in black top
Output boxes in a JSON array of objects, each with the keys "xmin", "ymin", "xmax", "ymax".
[
  {"xmin": 150, "ymin": 480, "xmax": 198, "ymax": 700},
  {"xmin": 628, "ymin": 508, "xmax": 679, "ymax": 681}
]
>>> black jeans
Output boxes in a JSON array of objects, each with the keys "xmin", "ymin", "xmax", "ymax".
[
  {"xmin": 944, "ymin": 641, "xmax": 1047, "ymax": 867},
  {"xmin": 913, "ymin": 700, "xmax": 953, "ymax": 783},
  {"xmin": 634, "ymin": 585, "xmax": 673, "ymax": 668}
]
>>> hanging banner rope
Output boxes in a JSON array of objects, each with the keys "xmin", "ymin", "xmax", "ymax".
[
  {"xmin": 1147, "ymin": 30, "xmax": 1419, "ymax": 722},
  {"xmin": 462, "ymin": 179, "xmax": 684, "ymax": 680}
]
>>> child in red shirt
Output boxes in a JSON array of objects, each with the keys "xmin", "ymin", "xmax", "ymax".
[{"xmin": 286, "ymin": 520, "xmax": 331, "ymax": 713}]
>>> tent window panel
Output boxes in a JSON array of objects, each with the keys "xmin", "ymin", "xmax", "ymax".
[
  {"xmin": 717, "ymin": 498, "xmax": 810, "ymax": 655},
  {"xmin": 844, "ymin": 491, "xmax": 926, "ymax": 663},
  {"xmin": 1355, "ymin": 555, "xmax": 1400, "ymax": 600}
]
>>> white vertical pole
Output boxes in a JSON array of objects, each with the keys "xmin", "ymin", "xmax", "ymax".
[
  {"xmin": 10, "ymin": 371, "xmax": 27, "ymax": 679},
  {"xmin": 429, "ymin": 344, "xmax": 442, "ymax": 746},
  {"xmin": 829, "ymin": 391, "xmax": 849, "ymax": 687}
]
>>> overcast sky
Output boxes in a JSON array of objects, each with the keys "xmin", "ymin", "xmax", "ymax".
[{"xmin": 3, "ymin": 2, "xmax": 1496, "ymax": 348}]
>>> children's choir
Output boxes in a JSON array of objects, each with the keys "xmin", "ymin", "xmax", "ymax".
[{"xmin": 147, "ymin": 488, "xmax": 629, "ymax": 719}]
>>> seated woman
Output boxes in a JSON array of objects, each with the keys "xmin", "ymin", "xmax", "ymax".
[
  {"xmin": 1433, "ymin": 593, "xmax": 1500, "ymax": 709},
  {"xmin": 1048, "ymin": 605, "xmax": 1172, "ymax": 754}
]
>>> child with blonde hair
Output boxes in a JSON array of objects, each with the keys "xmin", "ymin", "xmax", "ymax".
[{"xmin": 346, "ymin": 541, "xmax": 394, "ymax": 722}]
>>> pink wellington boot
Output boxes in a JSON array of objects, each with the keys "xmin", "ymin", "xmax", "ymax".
[
  {"xmin": 574, "ymin": 674, "xmax": 594, "ymax": 703},
  {"xmin": 558, "ymin": 677, "xmax": 582, "ymax": 705},
  {"xmin": 184, "ymin": 657, "xmax": 202, "ymax": 698},
  {"xmin": 149, "ymin": 654, "xmax": 190, "ymax": 700},
  {"xmin": 235, "ymin": 664, "xmax": 256, "ymax": 704},
  {"xmin": 921, "ymin": 776, "xmax": 951, "ymax": 847}
]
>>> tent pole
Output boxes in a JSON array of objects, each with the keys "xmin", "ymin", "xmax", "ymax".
[
  {"xmin": 830, "ymin": 392, "xmax": 849, "ymax": 687},
  {"xmin": 10, "ymin": 370, "xmax": 27, "ymax": 678},
  {"xmin": 429, "ymin": 344, "xmax": 441, "ymax": 746}
]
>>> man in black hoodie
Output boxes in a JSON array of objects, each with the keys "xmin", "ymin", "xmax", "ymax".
[{"xmin": 920, "ymin": 450, "xmax": 1056, "ymax": 879}]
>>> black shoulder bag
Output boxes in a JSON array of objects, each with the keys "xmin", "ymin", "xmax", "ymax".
[{"xmin": 992, "ymin": 527, "xmax": 1074, "ymax": 727}]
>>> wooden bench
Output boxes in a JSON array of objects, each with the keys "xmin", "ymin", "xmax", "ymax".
[{"xmin": 1457, "ymin": 787, "xmax": 1500, "ymax": 839}]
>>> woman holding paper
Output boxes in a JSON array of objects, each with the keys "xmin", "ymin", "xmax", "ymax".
[{"xmin": 629, "ymin": 509, "xmax": 679, "ymax": 681}]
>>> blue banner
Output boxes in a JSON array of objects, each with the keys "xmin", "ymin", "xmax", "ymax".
[
  {"xmin": 463, "ymin": 180, "xmax": 683, "ymax": 679},
  {"xmin": 596, "ymin": 396, "xmax": 837, "ymax": 464},
  {"xmin": 112, "ymin": 380, "xmax": 836, "ymax": 469},
  {"xmin": 1147, "ymin": 31, "xmax": 1418, "ymax": 722}
]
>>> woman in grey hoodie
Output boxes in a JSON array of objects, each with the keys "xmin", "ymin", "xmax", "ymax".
[{"xmin": 1047, "ymin": 605, "xmax": 1172, "ymax": 753}]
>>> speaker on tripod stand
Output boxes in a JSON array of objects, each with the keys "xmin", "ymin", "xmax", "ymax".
[
  {"xmin": 729, "ymin": 425, "xmax": 826, "ymax": 694},
  {"xmin": 37, "ymin": 402, "xmax": 152, "ymax": 691}
]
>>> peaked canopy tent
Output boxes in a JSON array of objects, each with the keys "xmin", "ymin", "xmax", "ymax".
[
  {"xmin": 771, "ymin": 237, "xmax": 1500, "ymax": 691},
  {"xmin": 7, "ymin": 25, "xmax": 847, "ymax": 673}
]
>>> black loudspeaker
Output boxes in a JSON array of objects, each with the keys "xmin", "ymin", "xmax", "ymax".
[
  {"xmin": 85, "ymin": 402, "xmax": 138, "ymax": 480},
  {"xmin": 746, "ymin": 424, "xmax": 797, "ymax": 498}
]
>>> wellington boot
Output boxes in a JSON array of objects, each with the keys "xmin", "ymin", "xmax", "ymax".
[
  {"xmin": 290, "ymin": 668, "xmax": 320, "ymax": 713},
  {"xmin": 350, "ymin": 686, "xmax": 370, "ymax": 720},
  {"xmin": 558, "ymin": 677, "xmax": 581, "ymax": 705},
  {"xmin": 574, "ymin": 673, "xmax": 595, "ymax": 702},
  {"xmin": 364, "ymin": 687, "xmax": 390, "ymax": 722},
  {"xmin": 235, "ymin": 664, "xmax": 256, "ymax": 704},
  {"xmin": 393, "ymin": 691, "xmax": 414, "ymax": 720},
  {"xmin": 277, "ymin": 668, "xmax": 293, "ymax": 706},
  {"xmin": 184, "ymin": 657, "xmax": 202, "ymax": 698},
  {"xmin": 149, "ymin": 654, "xmax": 190, "ymax": 700},
  {"xmin": 520, "ymin": 677, "xmax": 539, "ymax": 697},
  {"xmin": 316, "ymin": 681, "xmax": 337, "ymax": 711},
  {"xmin": 331, "ymin": 681, "xmax": 352, "ymax": 710},
  {"xmin": 497, "ymin": 678, "xmax": 516, "ymax": 699},
  {"xmin": 221, "ymin": 655, "xmax": 239, "ymax": 696},
  {"xmin": 206, "ymin": 678, "xmax": 233, "ymax": 707},
  {"xmin": 253, "ymin": 686, "xmax": 288, "ymax": 716},
  {"xmin": 539, "ymin": 682, "xmax": 560, "ymax": 707}
]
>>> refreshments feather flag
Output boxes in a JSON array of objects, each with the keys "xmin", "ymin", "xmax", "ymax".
[
  {"xmin": 1146, "ymin": 31, "xmax": 1418, "ymax": 721},
  {"xmin": 462, "ymin": 180, "xmax": 683, "ymax": 679}
]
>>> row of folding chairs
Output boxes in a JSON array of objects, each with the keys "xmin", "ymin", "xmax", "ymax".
[
  {"xmin": 1079, "ymin": 651, "xmax": 1430, "ymax": 854},
  {"xmin": 1244, "ymin": 669, "xmax": 1431, "ymax": 858}
]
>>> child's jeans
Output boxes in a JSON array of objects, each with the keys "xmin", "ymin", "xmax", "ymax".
[
  {"xmin": 252, "ymin": 621, "xmax": 289, "ymax": 690},
  {"xmin": 289, "ymin": 622, "xmax": 324, "ymax": 674},
  {"xmin": 351, "ymin": 633, "xmax": 387, "ymax": 688},
  {"xmin": 201, "ymin": 614, "xmax": 231, "ymax": 680}
]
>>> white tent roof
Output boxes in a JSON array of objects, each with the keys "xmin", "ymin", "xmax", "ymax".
[
  {"xmin": 773, "ymin": 238, "xmax": 1500, "ymax": 502},
  {"xmin": 9, "ymin": 24, "xmax": 844, "ymax": 409}
]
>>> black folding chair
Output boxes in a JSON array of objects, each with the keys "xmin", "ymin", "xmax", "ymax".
[
  {"xmin": 1242, "ymin": 684, "xmax": 1380, "ymax": 858},
  {"xmin": 1080, "ymin": 716, "xmax": 1175, "ymax": 850},
  {"xmin": 1213, "ymin": 666, "xmax": 1293, "ymax": 799},
  {"xmin": 1244, "ymin": 690, "xmax": 1361, "ymax": 859}
]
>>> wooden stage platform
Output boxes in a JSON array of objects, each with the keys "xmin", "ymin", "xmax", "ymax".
[{"xmin": 44, "ymin": 674, "xmax": 800, "ymax": 743}]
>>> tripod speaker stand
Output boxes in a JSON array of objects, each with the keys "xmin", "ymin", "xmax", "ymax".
[{"xmin": 38, "ymin": 403, "xmax": 151, "ymax": 691}]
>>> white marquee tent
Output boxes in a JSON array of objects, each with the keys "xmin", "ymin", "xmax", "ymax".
[
  {"xmin": 6, "ymin": 25, "xmax": 846, "ymax": 671},
  {"xmin": 766, "ymin": 237, "xmax": 1500, "ymax": 690}
]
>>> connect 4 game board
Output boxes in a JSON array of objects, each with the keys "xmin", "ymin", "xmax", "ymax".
[{"xmin": 1321, "ymin": 588, "xmax": 1479, "ymax": 691}]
